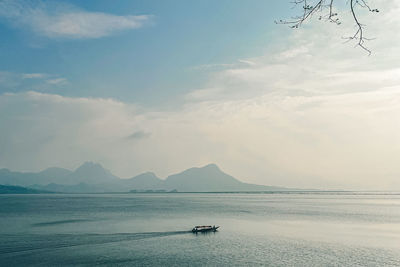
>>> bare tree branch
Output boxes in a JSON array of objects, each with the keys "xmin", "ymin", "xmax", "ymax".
[{"xmin": 276, "ymin": 0, "xmax": 379, "ymax": 54}]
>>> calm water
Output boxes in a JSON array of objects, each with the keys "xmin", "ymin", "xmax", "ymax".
[{"xmin": 0, "ymin": 192, "xmax": 400, "ymax": 266}]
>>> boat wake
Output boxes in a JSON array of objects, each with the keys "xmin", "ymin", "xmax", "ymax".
[
  {"xmin": 0, "ymin": 231, "xmax": 190, "ymax": 255},
  {"xmin": 32, "ymin": 219, "xmax": 93, "ymax": 227}
]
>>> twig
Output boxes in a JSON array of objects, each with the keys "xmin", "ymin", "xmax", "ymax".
[{"xmin": 276, "ymin": 0, "xmax": 379, "ymax": 54}]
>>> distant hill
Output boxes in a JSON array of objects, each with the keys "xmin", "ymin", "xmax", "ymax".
[
  {"xmin": 0, "ymin": 184, "xmax": 51, "ymax": 194},
  {"xmin": 163, "ymin": 164, "xmax": 285, "ymax": 192},
  {"xmin": 67, "ymin": 162, "xmax": 118, "ymax": 185},
  {"xmin": 0, "ymin": 162, "xmax": 290, "ymax": 193},
  {"xmin": 0, "ymin": 162, "xmax": 118, "ymax": 189},
  {"xmin": 120, "ymin": 172, "xmax": 164, "ymax": 190}
]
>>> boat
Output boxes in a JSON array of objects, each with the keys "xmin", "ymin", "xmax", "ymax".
[{"xmin": 191, "ymin": 225, "xmax": 219, "ymax": 233}]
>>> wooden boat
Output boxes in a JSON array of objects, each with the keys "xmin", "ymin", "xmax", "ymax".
[{"xmin": 191, "ymin": 225, "xmax": 219, "ymax": 233}]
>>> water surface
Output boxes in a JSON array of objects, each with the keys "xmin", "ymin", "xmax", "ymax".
[{"xmin": 1, "ymin": 192, "xmax": 399, "ymax": 266}]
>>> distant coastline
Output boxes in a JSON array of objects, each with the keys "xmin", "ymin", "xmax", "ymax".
[
  {"xmin": 0, "ymin": 184, "xmax": 52, "ymax": 194},
  {"xmin": 2, "ymin": 183, "xmax": 399, "ymax": 196}
]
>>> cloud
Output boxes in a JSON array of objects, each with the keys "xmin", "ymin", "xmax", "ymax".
[
  {"xmin": 0, "ymin": 0, "xmax": 151, "ymax": 39},
  {"xmin": 2, "ymin": 1, "xmax": 400, "ymax": 190},
  {"xmin": 189, "ymin": 59, "xmax": 257, "ymax": 72},
  {"xmin": 22, "ymin": 73, "xmax": 47, "ymax": 79},
  {"xmin": 178, "ymin": 0, "xmax": 400, "ymax": 189},
  {"xmin": 0, "ymin": 71, "xmax": 67, "ymax": 92},
  {"xmin": 187, "ymin": 0, "xmax": 400, "ymax": 101},
  {"xmin": 126, "ymin": 130, "xmax": 151, "ymax": 140},
  {"xmin": 2, "ymin": 87, "xmax": 400, "ymax": 190},
  {"xmin": 46, "ymin": 77, "xmax": 67, "ymax": 85}
]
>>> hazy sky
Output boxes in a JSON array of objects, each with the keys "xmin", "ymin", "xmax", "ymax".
[{"xmin": 1, "ymin": 0, "xmax": 400, "ymax": 190}]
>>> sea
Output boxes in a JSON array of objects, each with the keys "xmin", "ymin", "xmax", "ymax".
[{"xmin": 0, "ymin": 192, "xmax": 399, "ymax": 266}]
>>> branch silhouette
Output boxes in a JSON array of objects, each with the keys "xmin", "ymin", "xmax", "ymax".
[{"xmin": 276, "ymin": 0, "xmax": 379, "ymax": 55}]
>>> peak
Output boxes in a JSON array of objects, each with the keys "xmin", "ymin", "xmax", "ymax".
[
  {"xmin": 201, "ymin": 163, "xmax": 220, "ymax": 170},
  {"xmin": 77, "ymin": 162, "xmax": 104, "ymax": 170},
  {"xmin": 74, "ymin": 162, "xmax": 113, "ymax": 177},
  {"xmin": 39, "ymin": 167, "xmax": 72, "ymax": 176},
  {"xmin": 133, "ymin": 171, "xmax": 157, "ymax": 177},
  {"xmin": 131, "ymin": 172, "xmax": 159, "ymax": 180},
  {"xmin": 42, "ymin": 167, "xmax": 59, "ymax": 171},
  {"xmin": 72, "ymin": 162, "xmax": 117, "ymax": 182},
  {"xmin": 181, "ymin": 164, "xmax": 221, "ymax": 174},
  {"xmin": 143, "ymin": 171, "xmax": 157, "ymax": 176},
  {"xmin": 82, "ymin": 161, "xmax": 100, "ymax": 167}
]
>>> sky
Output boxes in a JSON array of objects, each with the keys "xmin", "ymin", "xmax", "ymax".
[{"xmin": 1, "ymin": 0, "xmax": 400, "ymax": 190}]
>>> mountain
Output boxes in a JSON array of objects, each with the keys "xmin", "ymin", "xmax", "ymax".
[
  {"xmin": 0, "ymin": 162, "xmax": 290, "ymax": 193},
  {"xmin": 163, "ymin": 164, "xmax": 285, "ymax": 192},
  {"xmin": 0, "ymin": 162, "xmax": 117, "ymax": 187},
  {"xmin": 64, "ymin": 162, "xmax": 118, "ymax": 185},
  {"xmin": 0, "ymin": 184, "xmax": 52, "ymax": 194},
  {"xmin": 120, "ymin": 172, "xmax": 163, "ymax": 190}
]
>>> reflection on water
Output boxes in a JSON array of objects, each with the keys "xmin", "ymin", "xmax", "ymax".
[{"xmin": 0, "ymin": 192, "xmax": 399, "ymax": 266}]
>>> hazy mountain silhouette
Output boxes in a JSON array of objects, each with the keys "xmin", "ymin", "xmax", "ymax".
[
  {"xmin": 66, "ymin": 162, "xmax": 119, "ymax": 185},
  {"xmin": 0, "ymin": 162, "xmax": 289, "ymax": 193},
  {"xmin": 163, "ymin": 164, "xmax": 284, "ymax": 192},
  {"xmin": 120, "ymin": 172, "xmax": 163, "ymax": 190},
  {"xmin": 0, "ymin": 162, "xmax": 117, "ymax": 189}
]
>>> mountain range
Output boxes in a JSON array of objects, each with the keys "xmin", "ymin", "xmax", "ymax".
[{"xmin": 0, "ymin": 162, "xmax": 289, "ymax": 193}]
